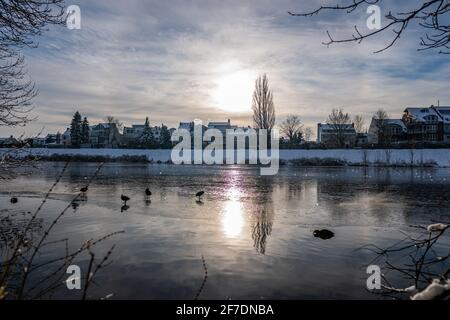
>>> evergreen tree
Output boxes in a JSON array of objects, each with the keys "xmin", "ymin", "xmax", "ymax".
[
  {"xmin": 160, "ymin": 124, "xmax": 172, "ymax": 149},
  {"xmin": 81, "ymin": 117, "xmax": 90, "ymax": 144},
  {"xmin": 140, "ymin": 117, "xmax": 155, "ymax": 149},
  {"xmin": 70, "ymin": 111, "xmax": 82, "ymax": 148}
]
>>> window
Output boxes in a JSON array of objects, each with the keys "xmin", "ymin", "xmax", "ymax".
[{"xmin": 424, "ymin": 115, "xmax": 438, "ymax": 123}]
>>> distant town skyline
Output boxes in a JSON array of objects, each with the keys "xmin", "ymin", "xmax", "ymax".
[{"xmin": 1, "ymin": 0, "xmax": 449, "ymax": 138}]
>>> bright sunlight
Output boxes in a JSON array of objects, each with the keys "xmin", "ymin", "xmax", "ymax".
[{"xmin": 212, "ymin": 62, "xmax": 255, "ymax": 113}]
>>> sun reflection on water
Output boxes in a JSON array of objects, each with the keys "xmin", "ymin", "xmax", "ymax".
[{"xmin": 221, "ymin": 185, "xmax": 245, "ymax": 238}]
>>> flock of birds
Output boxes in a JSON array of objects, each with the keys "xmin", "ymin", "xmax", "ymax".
[
  {"xmin": 9, "ymin": 187, "xmax": 205, "ymax": 206},
  {"xmin": 8, "ymin": 189, "xmax": 334, "ymax": 239},
  {"xmin": 78, "ymin": 186, "xmax": 205, "ymax": 206}
]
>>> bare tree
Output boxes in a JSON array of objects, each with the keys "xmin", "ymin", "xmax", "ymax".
[
  {"xmin": 373, "ymin": 108, "xmax": 390, "ymax": 146},
  {"xmin": 105, "ymin": 115, "xmax": 123, "ymax": 132},
  {"xmin": 363, "ymin": 223, "xmax": 449, "ymax": 300},
  {"xmin": 280, "ymin": 114, "xmax": 303, "ymax": 145},
  {"xmin": 252, "ymin": 74, "xmax": 276, "ymax": 130},
  {"xmin": 327, "ymin": 108, "xmax": 352, "ymax": 148},
  {"xmin": 289, "ymin": 1, "xmax": 450, "ymax": 54},
  {"xmin": 354, "ymin": 115, "xmax": 365, "ymax": 134},
  {"xmin": 0, "ymin": 0, "xmax": 66, "ymax": 127},
  {"xmin": 304, "ymin": 127, "xmax": 313, "ymax": 142}
]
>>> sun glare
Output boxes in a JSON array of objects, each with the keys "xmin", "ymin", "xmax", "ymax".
[
  {"xmin": 212, "ymin": 63, "xmax": 255, "ymax": 113},
  {"xmin": 221, "ymin": 185, "xmax": 245, "ymax": 238}
]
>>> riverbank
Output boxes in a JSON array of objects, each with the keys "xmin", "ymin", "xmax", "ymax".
[{"xmin": 1, "ymin": 148, "xmax": 450, "ymax": 167}]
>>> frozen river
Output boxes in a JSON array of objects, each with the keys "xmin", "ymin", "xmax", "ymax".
[{"xmin": 1, "ymin": 163, "xmax": 449, "ymax": 299}]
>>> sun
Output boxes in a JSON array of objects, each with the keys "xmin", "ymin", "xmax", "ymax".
[{"xmin": 212, "ymin": 63, "xmax": 255, "ymax": 113}]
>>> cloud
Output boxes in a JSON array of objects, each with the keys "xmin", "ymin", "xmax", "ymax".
[{"xmin": 2, "ymin": 0, "xmax": 449, "ymax": 138}]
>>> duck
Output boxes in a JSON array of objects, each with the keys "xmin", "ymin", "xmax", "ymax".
[
  {"xmin": 145, "ymin": 188, "xmax": 152, "ymax": 197},
  {"xmin": 80, "ymin": 186, "xmax": 88, "ymax": 195},
  {"xmin": 121, "ymin": 194, "xmax": 130, "ymax": 205},
  {"xmin": 313, "ymin": 229, "xmax": 335, "ymax": 240},
  {"xmin": 10, "ymin": 197, "xmax": 18, "ymax": 204},
  {"xmin": 195, "ymin": 191, "xmax": 205, "ymax": 201}
]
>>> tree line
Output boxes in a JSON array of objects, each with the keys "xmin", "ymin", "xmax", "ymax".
[{"xmin": 69, "ymin": 112, "xmax": 172, "ymax": 149}]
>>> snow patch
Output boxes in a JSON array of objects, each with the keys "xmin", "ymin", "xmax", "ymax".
[
  {"xmin": 426, "ymin": 223, "xmax": 449, "ymax": 232},
  {"xmin": 411, "ymin": 279, "xmax": 450, "ymax": 300}
]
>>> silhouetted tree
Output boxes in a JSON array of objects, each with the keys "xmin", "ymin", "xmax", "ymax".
[
  {"xmin": 252, "ymin": 74, "xmax": 275, "ymax": 130},
  {"xmin": 105, "ymin": 115, "xmax": 123, "ymax": 133},
  {"xmin": 289, "ymin": 1, "xmax": 450, "ymax": 54},
  {"xmin": 304, "ymin": 127, "xmax": 313, "ymax": 142},
  {"xmin": 160, "ymin": 124, "xmax": 172, "ymax": 149},
  {"xmin": 280, "ymin": 114, "xmax": 303, "ymax": 146},
  {"xmin": 140, "ymin": 117, "xmax": 155, "ymax": 149},
  {"xmin": 70, "ymin": 111, "xmax": 82, "ymax": 148},
  {"xmin": 0, "ymin": 0, "xmax": 66, "ymax": 127},
  {"xmin": 327, "ymin": 108, "xmax": 352, "ymax": 148},
  {"xmin": 354, "ymin": 115, "xmax": 366, "ymax": 134},
  {"xmin": 81, "ymin": 117, "xmax": 90, "ymax": 144},
  {"xmin": 373, "ymin": 108, "xmax": 390, "ymax": 147}
]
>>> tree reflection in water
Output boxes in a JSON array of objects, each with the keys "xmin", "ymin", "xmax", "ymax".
[{"xmin": 251, "ymin": 179, "xmax": 274, "ymax": 255}]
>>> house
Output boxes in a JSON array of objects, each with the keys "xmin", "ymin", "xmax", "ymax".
[
  {"xmin": 123, "ymin": 124, "xmax": 146, "ymax": 146},
  {"xmin": 368, "ymin": 119, "xmax": 407, "ymax": 145},
  {"xmin": 0, "ymin": 136, "xmax": 21, "ymax": 148},
  {"xmin": 317, "ymin": 123, "xmax": 356, "ymax": 148},
  {"xmin": 402, "ymin": 107, "xmax": 442, "ymax": 142},
  {"xmin": 178, "ymin": 122, "xmax": 194, "ymax": 132},
  {"xmin": 152, "ymin": 126, "xmax": 161, "ymax": 143},
  {"xmin": 207, "ymin": 119, "xmax": 237, "ymax": 134},
  {"xmin": 89, "ymin": 123, "xmax": 122, "ymax": 148},
  {"xmin": 45, "ymin": 132, "xmax": 62, "ymax": 147},
  {"xmin": 432, "ymin": 106, "xmax": 450, "ymax": 143},
  {"xmin": 356, "ymin": 132, "xmax": 369, "ymax": 146},
  {"xmin": 62, "ymin": 128, "xmax": 71, "ymax": 147},
  {"xmin": 122, "ymin": 123, "xmax": 162, "ymax": 147},
  {"xmin": 31, "ymin": 137, "xmax": 46, "ymax": 147}
]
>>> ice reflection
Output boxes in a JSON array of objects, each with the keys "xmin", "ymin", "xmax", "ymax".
[
  {"xmin": 222, "ymin": 200, "xmax": 244, "ymax": 238},
  {"xmin": 221, "ymin": 185, "xmax": 245, "ymax": 238}
]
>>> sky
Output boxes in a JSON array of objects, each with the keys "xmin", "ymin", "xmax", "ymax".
[{"xmin": 3, "ymin": 0, "xmax": 450, "ymax": 138}]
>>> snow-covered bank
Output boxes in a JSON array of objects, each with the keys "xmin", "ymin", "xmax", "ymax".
[{"xmin": 2, "ymin": 148, "xmax": 450, "ymax": 167}]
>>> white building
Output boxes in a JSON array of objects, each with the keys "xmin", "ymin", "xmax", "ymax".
[{"xmin": 317, "ymin": 123, "xmax": 356, "ymax": 148}]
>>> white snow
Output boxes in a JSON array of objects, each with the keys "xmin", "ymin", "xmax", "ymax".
[
  {"xmin": 405, "ymin": 285, "xmax": 418, "ymax": 294},
  {"xmin": 2, "ymin": 148, "xmax": 450, "ymax": 167},
  {"xmin": 411, "ymin": 279, "xmax": 450, "ymax": 300},
  {"xmin": 427, "ymin": 223, "xmax": 449, "ymax": 232}
]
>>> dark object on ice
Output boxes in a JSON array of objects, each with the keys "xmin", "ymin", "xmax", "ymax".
[
  {"xmin": 121, "ymin": 194, "xmax": 130, "ymax": 205},
  {"xmin": 80, "ymin": 186, "xmax": 88, "ymax": 193},
  {"xmin": 313, "ymin": 229, "xmax": 335, "ymax": 240},
  {"xmin": 10, "ymin": 197, "xmax": 18, "ymax": 204},
  {"xmin": 145, "ymin": 188, "xmax": 152, "ymax": 196},
  {"xmin": 196, "ymin": 191, "xmax": 205, "ymax": 201},
  {"xmin": 71, "ymin": 201, "xmax": 80, "ymax": 210}
]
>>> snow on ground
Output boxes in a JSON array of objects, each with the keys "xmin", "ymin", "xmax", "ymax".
[
  {"xmin": 411, "ymin": 279, "xmax": 450, "ymax": 300},
  {"xmin": 2, "ymin": 148, "xmax": 450, "ymax": 167},
  {"xmin": 427, "ymin": 223, "xmax": 449, "ymax": 232}
]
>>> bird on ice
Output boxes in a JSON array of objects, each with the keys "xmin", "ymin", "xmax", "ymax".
[
  {"xmin": 121, "ymin": 194, "xmax": 130, "ymax": 205},
  {"xmin": 196, "ymin": 191, "xmax": 205, "ymax": 201}
]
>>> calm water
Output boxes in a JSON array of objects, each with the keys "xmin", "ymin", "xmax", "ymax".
[{"xmin": 1, "ymin": 163, "xmax": 449, "ymax": 299}]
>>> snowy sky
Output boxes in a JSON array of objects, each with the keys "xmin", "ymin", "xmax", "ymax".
[{"xmin": 3, "ymin": 0, "xmax": 450, "ymax": 138}]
